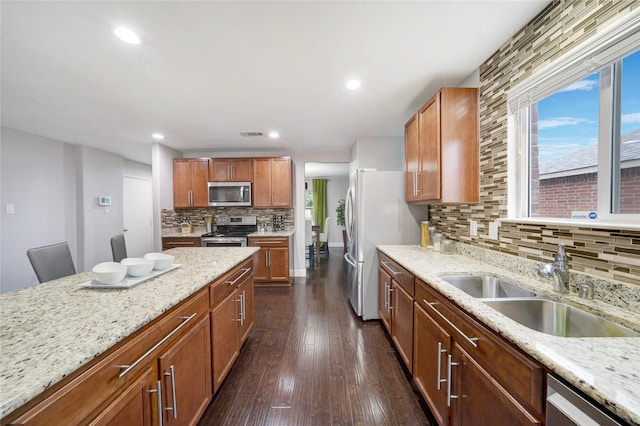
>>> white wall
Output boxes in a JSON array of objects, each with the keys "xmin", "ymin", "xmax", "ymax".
[
  {"xmin": 152, "ymin": 143, "xmax": 182, "ymax": 251},
  {"xmin": 350, "ymin": 137, "xmax": 404, "ymax": 171}
]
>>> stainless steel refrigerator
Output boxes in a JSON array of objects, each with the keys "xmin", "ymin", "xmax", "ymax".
[{"xmin": 343, "ymin": 169, "xmax": 423, "ymax": 320}]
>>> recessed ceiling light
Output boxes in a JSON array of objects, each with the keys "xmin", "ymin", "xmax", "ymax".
[
  {"xmin": 114, "ymin": 27, "xmax": 141, "ymax": 45},
  {"xmin": 268, "ymin": 131, "xmax": 280, "ymax": 139},
  {"xmin": 346, "ymin": 79, "xmax": 361, "ymax": 90},
  {"xmin": 152, "ymin": 133, "xmax": 164, "ymax": 140}
]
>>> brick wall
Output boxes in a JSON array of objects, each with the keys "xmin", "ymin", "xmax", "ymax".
[
  {"xmin": 429, "ymin": 0, "xmax": 640, "ymax": 285},
  {"xmin": 537, "ymin": 172, "xmax": 598, "ymax": 217}
]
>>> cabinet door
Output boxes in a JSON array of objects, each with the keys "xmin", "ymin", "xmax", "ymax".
[
  {"xmin": 270, "ymin": 157, "xmax": 292, "ymax": 207},
  {"xmin": 191, "ymin": 159, "xmax": 210, "ymax": 207},
  {"xmin": 209, "ymin": 159, "xmax": 232, "ymax": 181},
  {"xmin": 378, "ymin": 266, "xmax": 392, "ymax": 333},
  {"xmin": 251, "ymin": 247, "xmax": 269, "ymax": 281},
  {"xmin": 391, "ymin": 281, "xmax": 414, "ymax": 372},
  {"xmin": 173, "ymin": 159, "xmax": 193, "ymax": 208},
  {"xmin": 89, "ymin": 367, "xmax": 155, "ymax": 426},
  {"xmin": 405, "ymin": 114, "xmax": 420, "ymax": 202},
  {"xmin": 413, "ymin": 302, "xmax": 451, "ymax": 426},
  {"xmin": 211, "ymin": 291, "xmax": 239, "ymax": 392},
  {"xmin": 452, "ymin": 343, "xmax": 541, "ymax": 426},
  {"xmin": 268, "ymin": 247, "xmax": 289, "ymax": 281},
  {"xmin": 237, "ymin": 273, "xmax": 254, "ymax": 344},
  {"xmin": 231, "ymin": 159, "xmax": 252, "ymax": 181},
  {"xmin": 419, "ymin": 95, "xmax": 441, "ymax": 201},
  {"xmin": 158, "ymin": 315, "xmax": 212, "ymax": 426},
  {"xmin": 252, "ymin": 158, "xmax": 272, "ymax": 207}
]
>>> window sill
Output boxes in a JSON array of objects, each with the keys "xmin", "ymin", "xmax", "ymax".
[{"xmin": 499, "ymin": 217, "xmax": 640, "ymax": 231}]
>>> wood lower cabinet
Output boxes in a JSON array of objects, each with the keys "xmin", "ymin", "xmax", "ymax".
[
  {"xmin": 209, "ymin": 158, "xmax": 252, "ymax": 182},
  {"xmin": 413, "ymin": 279, "xmax": 544, "ymax": 426},
  {"xmin": 378, "ymin": 266, "xmax": 392, "ymax": 333},
  {"xmin": 173, "ymin": 158, "xmax": 209, "ymax": 208},
  {"xmin": 405, "ymin": 87, "xmax": 478, "ymax": 204},
  {"xmin": 162, "ymin": 237, "xmax": 201, "ymax": 250},
  {"xmin": 209, "ymin": 258, "xmax": 254, "ymax": 392},
  {"xmin": 252, "ymin": 157, "xmax": 292, "ymax": 207},
  {"xmin": 248, "ymin": 236, "xmax": 291, "ymax": 285}
]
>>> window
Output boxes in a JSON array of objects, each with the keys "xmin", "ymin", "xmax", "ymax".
[{"xmin": 508, "ymin": 12, "xmax": 640, "ymax": 225}]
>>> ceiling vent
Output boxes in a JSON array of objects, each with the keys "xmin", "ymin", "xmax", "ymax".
[{"xmin": 240, "ymin": 132, "xmax": 264, "ymax": 137}]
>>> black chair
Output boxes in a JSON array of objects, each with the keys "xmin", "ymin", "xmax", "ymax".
[
  {"xmin": 110, "ymin": 234, "xmax": 128, "ymax": 262},
  {"xmin": 27, "ymin": 242, "xmax": 76, "ymax": 283}
]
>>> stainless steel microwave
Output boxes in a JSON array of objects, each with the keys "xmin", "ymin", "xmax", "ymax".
[{"xmin": 208, "ymin": 182, "xmax": 251, "ymax": 206}]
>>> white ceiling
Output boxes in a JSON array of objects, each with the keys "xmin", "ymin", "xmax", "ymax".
[{"xmin": 1, "ymin": 1, "xmax": 550, "ymax": 165}]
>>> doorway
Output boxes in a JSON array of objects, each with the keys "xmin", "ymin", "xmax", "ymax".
[{"xmin": 123, "ymin": 176, "xmax": 153, "ymax": 257}]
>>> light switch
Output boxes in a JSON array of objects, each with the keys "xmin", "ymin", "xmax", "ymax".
[
  {"xmin": 470, "ymin": 220, "xmax": 478, "ymax": 237},
  {"xmin": 6, "ymin": 204, "xmax": 15, "ymax": 214},
  {"xmin": 489, "ymin": 221, "xmax": 499, "ymax": 240}
]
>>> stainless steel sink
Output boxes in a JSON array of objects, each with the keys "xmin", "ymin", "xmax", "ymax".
[
  {"xmin": 441, "ymin": 275, "xmax": 537, "ymax": 298},
  {"xmin": 483, "ymin": 299, "xmax": 639, "ymax": 338}
]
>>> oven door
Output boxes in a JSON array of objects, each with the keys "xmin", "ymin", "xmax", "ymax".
[{"xmin": 201, "ymin": 237, "xmax": 247, "ymax": 247}]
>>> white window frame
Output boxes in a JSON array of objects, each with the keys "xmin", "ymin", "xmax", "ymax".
[{"xmin": 506, "ymin": 9, "xmax": 640, "ymax": 228}]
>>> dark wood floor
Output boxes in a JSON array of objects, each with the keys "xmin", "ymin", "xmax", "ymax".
[{"xmin": 199, "ymin": 253, "xmax": 434, "ymax": 425}]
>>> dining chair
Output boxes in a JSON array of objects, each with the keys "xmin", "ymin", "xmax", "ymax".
[
  {"xmin": 110, "ymin": 234, "xmax": 128, "ymax": 262},
  {"xmin": 319, "ymin": 216, "xmax": 331, "ymax": 256},
  {"xmin": 27, "ymin": 241, "xmax": 76, "ymax": 283},
  {"xmin": 305, "ymin": 219, "xmax": 314, "ymax": 265}
]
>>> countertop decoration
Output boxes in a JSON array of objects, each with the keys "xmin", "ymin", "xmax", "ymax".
[
  {"xmin": 377, "ymin": 244, "xmax": 640, "ymax": 425},
  {"xmin": 0, "ymin": 247, "xmax": 258, "ymax": 419}
]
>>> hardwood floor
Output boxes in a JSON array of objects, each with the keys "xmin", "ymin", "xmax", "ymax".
[{"xmin": 199, "ymin": 254, "xmax": 435, "ymax": 425}]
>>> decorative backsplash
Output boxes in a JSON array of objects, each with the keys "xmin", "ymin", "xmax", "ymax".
[
  {"xmin": 162, "ymin": 207, "xmax": 294, "ymax": 231},
  {"xmin": 429, "ymin": 0, "xmax": 640, "ymax": 286}
]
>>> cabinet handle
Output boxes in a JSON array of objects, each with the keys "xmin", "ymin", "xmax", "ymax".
[
  {"xmin": 437, "ymin": 342, "xmax": 447, "ymax": 391},
  {"xmin": 384, "ymin": 282, "xmax": 389, "ymax": 309},
  {"xmin": 424, "ymin": 299, "xmax": 478, "ymax": 348},
  {"xmin": 226, "ymin": 268, "xmax": 251, "ymax": 286},
  {"xmin": 149, "ymin": 380, "xmax": 163, "ymax": 426},
  {"xmin": 242, "ymin": 290, "xmax": 246, "ymax": 322},
  {"xmin": 381, "ymin": 261, "xmax": 401, "ymax": 276},
  {"xmin": 252, "ymin": 241, "xmax": 281, "ymax": 244},
  {"xmin": 447, "ymin": 354, "xmax": 459, "ymax": 407},
  {"xmin": 267, "ymin": 251, "xmax": 271, "ymax": 267},
  {"xmin": 228, "ymin": 165, "xmax": 232, "ymax": 180},
  {"xmin": 416, "ymin": 172, "xmax": 421, "ymax": 194},
  {"xmin": 118, "ymin": 313, "xmax": 197, "ymax": 378},
  {"xmin": 237, "ymin": 292, "xmax": 244, "ymax": 325},
  {"xmin": 164, "ymin": 365, "xmax": 178, "ymax": 419},
  {"xmin": 166, "ymin": 241, "xmax": 195, "ymax": 246}
]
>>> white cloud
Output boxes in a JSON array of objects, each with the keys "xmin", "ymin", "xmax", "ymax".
[
  {"xmin": 558, "ymin": 80, "xmax": 598, "ymax": 93},
  {"xmin": 538, "ymin": 117, "xmax": 590, "ymax": 129},
  {"xmin": 621, "ymin": 112, "xmax": 640, "ymax": 124}
]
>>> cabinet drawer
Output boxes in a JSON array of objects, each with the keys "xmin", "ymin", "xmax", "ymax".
[
  {"xmin": 9, "ymin": 289, "xmax": 209, "ymax": 425},
  {"xmin": 415, "ymin": 279, "xmax": 545, "ymax": 416},
  {"xmin": 162, "ymin": 237, "xmax": 201, "ymax": 250},
  {"xmin": 209, "ymin": 258, "xmax": 253, "ymax": 307},
  {"xmin": 248, "ymin": 236, "xmax": 288, "ymax": 248},
  {"xmin": 379, "ymin": 252, "xmax": 414, "ymax": 296}
]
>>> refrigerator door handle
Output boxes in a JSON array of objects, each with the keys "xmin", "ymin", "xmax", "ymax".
[
  {"xmin": 344, "ymin": 252, "xmax": 357, "ymax": 267},
  {"xmin": 345, "ymin": 187, "xmax": 354, "ymax": 243}
]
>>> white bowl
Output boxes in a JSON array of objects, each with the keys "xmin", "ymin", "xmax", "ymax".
[
  {"xmin": 92, "ymin": 262, "xmax": 127, "ymax": 284},
  {"xmin": 144, "ymin": 252, "xmax": 174, "ymax": 270},
  {"xmin": 121, "ymin": 258, "xmax": 155, "ymax": 277}
]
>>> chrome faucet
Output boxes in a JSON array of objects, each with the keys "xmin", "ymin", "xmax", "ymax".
[{"xmin": 538, "ymin": 243, "xmax": 570, "ymax": 293}]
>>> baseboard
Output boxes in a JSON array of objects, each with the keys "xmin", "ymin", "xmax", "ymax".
[{"xmin": 293, "ymin": 268, "xmax": 306, "ymax": 277}]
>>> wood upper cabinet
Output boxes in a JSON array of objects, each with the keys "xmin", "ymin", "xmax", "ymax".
[
  {"xmin": 405, "ymin": 87, "xmax": 479, "ymax": 204},
  {"xmin": 209, "ymin": 158, "xmax": 252, "ymax": 182},
  {"xmin": 248, "ymin": 236, "xmax": 291, "ymax": 285},
  {"xmin": 173, "ymin": 158, "xmax": 210, "ymax": 208},
  {"xmin": 252, "ymin": 157, "xmax": 292, "ymax": 208}
]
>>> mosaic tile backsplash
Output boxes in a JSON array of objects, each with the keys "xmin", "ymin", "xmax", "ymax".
[
  {"xmin": 162, "ymin": 207, "xmax": 294, "ymax": 231},
  {"xmin": 429, "ymin": 0, "xmax": 640, "ymax": 286}
]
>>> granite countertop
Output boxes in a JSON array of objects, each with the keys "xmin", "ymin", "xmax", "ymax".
[
  {"xmin": 377, "ymin": 244, "xmax": 640, "ymax": 426},
  {"xmin": 0, "ymin": 247, "xmax": 258, "ymax": 419},
  {"xmin": 247, "ymin": 230, "xmax": 294, "ymax": 237}
]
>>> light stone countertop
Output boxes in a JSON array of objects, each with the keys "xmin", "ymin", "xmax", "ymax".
[
  {"xmin": 247, "ymin": 230, "xmax": 294, "ymax": 237},
  {"xmin": 377, "ymin": 244, "xmax": 640, "ymax": 426},
  {"xmin": 0, "ymin": 247, "xmax": 258, "ymax": 420}
]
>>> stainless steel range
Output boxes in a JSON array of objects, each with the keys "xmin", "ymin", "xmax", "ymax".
[{"xmin": 201, "ymin": 215, "xmax": 257, "ymax": 247}]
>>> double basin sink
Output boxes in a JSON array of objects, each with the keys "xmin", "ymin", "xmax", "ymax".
[{"xmin": 440, "ymin": 275, "xmax": 639, "ymax": 338}]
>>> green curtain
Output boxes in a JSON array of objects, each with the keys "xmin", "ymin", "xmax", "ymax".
[{"xmin": 312, "ymin": 179, "xmax": 328, "ymax": 233}]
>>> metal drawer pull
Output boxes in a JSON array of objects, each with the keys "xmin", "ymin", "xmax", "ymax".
[
  {"xmin": 164, "ymin": 365, "xmax": 178, "ymax": 419},
  {"xmin": 166, "ymin": 241, "xmax": 195, "ymax": 245},
  {"xmin": 380, "ymin": 261, "xmax": 401, "ymax": 276},
  {"xmin": 149, "ymin": 380, "xmax": 163, "ymax": 426},
  {"xmin": 237, "ymin": 292, "xmax": 245, "ymax": 325},
  {"xmin": 424, "ymin": 300, "xmax": 479, "ymax": 348},
  {"xmin": 437, "ymin": 342, "xmax": 447, "ymax": 390},
  {"xmin": 226, "ymin": 268, "xmax": 251, "ymax": 286},
  {"xmin": 118, "ymin": 313, "xmax": 196, "ymax": 378},
  {"xmin": 447, "ymin": 354, "xmax": 459, "ymax": 407},
  {"xmin": 252, "ymin": 241, "xmax": 282, "ymax": 244}
]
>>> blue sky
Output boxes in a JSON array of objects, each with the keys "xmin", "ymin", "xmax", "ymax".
[{"xmin": 537, "ymin": 49, "xmax": 640, "ymax": 164}]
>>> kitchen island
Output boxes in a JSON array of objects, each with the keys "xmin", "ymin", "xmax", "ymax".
[
  {"xmin": 378, "ymin": 244, "xmax": 640, "ymax": 425},
  {"xmin": 0, "ymin": 247, "xmax": 258, "ymax": 423}
]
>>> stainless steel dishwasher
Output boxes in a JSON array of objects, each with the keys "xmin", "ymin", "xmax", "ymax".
[{"xmin": 546, "ymin": 374, "xmax": 623, "ymax": 425}]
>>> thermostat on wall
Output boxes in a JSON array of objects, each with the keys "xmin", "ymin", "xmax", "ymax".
[{"xmin": 99, "ymin": 196, "xmax": 112, "ymax": 206}]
